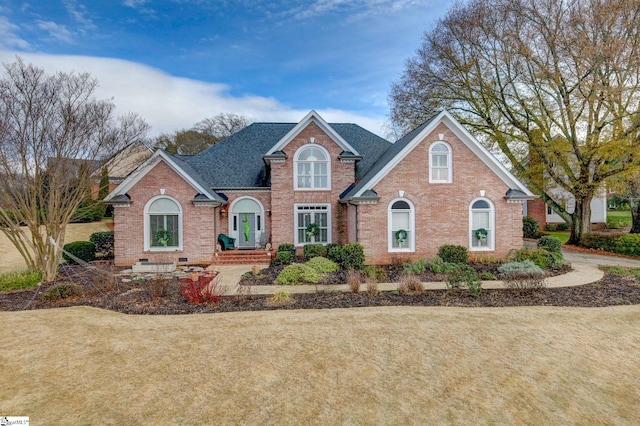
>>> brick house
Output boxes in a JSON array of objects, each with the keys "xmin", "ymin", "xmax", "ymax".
[{"xmin": 104, "ymin": 110, "xmax": 535, "ymax": 266}]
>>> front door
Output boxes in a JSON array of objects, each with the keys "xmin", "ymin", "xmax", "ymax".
[{"xmin": 238, "ymin": 213, "xmax": 255, "ymax": 249}]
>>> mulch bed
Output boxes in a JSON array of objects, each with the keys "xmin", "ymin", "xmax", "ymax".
[{"xmin": 1, "ymin": 263, "xmax": 640, "ymax": 315}]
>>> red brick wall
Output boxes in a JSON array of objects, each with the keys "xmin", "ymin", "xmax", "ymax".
[
  {"xmin": 270, "ymin": 122, "xmax": 356, "ymax": 248},
  {"xmin": 356, "ymin": 123, "xmax": 523, "ymax": 264},
  {"xmin": 526, "ymin": 199, "xmax": 547, "ymax": 229},
  {"xmin": 113, "ymin": 161, "xmax": 216, "ymax": 266}
]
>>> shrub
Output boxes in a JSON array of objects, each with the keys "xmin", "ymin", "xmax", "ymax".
[
  {"xmin": 427, "ymin": 255, "xmax": 459, "ymax": 274},
  {"xmin": 556, "ymin": 222, "xmax": 570, "ymax": 231},
  {"xmin": 523, "ymin": 216, "xmax": 539, "ymax": 239},
  {"xmin": 581, "ymin": 233, "xmax": 620, "ymax": 252},
  {"xmin": 615, "ymin": 234, "xmax": 640, "ymax": 256},
  {"xmin": 480, "ymin": 272, "xmax": 495, "ymax": 280},
  {"xmin": 499, "ymin": 261, "xmax": 546, "ymax": 290},
  {"xmin": 303, "ymin": 244, "xmax": 327, "ymax": 260},
  {"xmin": 398, "ymin": 274, "xmax": 423, "ymax": 294},
  {"xmin": 269, "ymin": 291, "xmax": 293, "ymax": 305},
  {"xmin": 62, "ymin": 241, "xmax": 96, "ymax": 264},
  {"xmin": 90, "ymin": 231, "xmax": 115, "ymax": 259},
  {"xmin": 544, "ymin": 223, "xmax": 557, "ymax": 232},
  {"xmin": 507, "ymin": 247, "xmax": 562, "ymax": 269},
  {"xmin": 276, "ymin": 263, "xmax": 321, "ymax": 285},
  {"xmin": 362, "ymin": 265, "xmax": 387, "ymax": 282},
  {"xmin": 179, "ymin": 272, "xmax": 222, "ymax": 304},
  {"xmin": 365, "ymin": 281, "xmax": 379, "ymax": 297},
  {"xmin": 538, "ymin": 235, "xmax": 562, "ymax": 254},
  {"xmin": 306, "ymin": 256, "xmax": 340, "ymax": 273},
  {"xmin": 0, "ymin": 269, "xmax": 42, "ymax": 292},
  {"xmin": 277, "ymin": 243, "xmax": 295, "ymax": 253},
  {"xmin": 445, "ymin": 264, "xmax": 480, "ymax": 293},
  {"xmin": 147, "ymin": 275, "xmax": 174, "ymax": 298},
  {"xmin": 347, "ymin": 270, "xmax": 361, "ymax": 293},
  {"xmin": 42, "ymin": 282, "xmax": 83, "ymax": 300},
  {"xmin": 326, "ymin": 243, "xmax": 343, "ymax": 264},
  {"xmin": 438, "ymin": 244, "xmax": 468, "ymax": 264},
  {"xmin": 342, "ymin": 242, "xmax": 365, "ymax": 270},
  {"xmin": 498, "ymin": 260, "xmax": 544, "ymax": 275},
  {"xmin": 274, "ymin": 250, "xmax": 294, "ymax": 265},
  {"xmin": 71, "ymin": 199, "xmax": 105, "ymax": 223},
  {"xmin": 403, "ymin": 258, "xmax": 427, "ymax": 275}
]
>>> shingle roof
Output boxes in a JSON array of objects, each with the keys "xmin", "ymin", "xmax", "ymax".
[{"xmin": 185, "ymin": 122, "xmax": 392, "ymax": 189}]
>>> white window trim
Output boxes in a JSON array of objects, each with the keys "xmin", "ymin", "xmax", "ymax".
[
  {"xmin": 469, "ymin": 197, "xmax": 495, "ymax": 251},
  {"xmin": 294, "ymin": 203, "xmax": 331, "ymax": 246},
  {"xmin": 144, "ymin": 195, "xmax": 183, "ymax": 251},
  {"xmin": 429, "ymin": 141, "xmax": 453, "ymax": 183},
  {"xmin": 388, "ymin": 197, "xmax": 416, "ymax": 253},
  {"xmin": 228, "ymin": 196, "xmax": 265, "ymax": 247},
  {"xmin": 293, "ymin": 144, "xmax": 331, "ymax": 191}
]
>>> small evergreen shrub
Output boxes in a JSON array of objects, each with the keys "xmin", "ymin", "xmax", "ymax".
[
  {"xmin": 615, "ymin": 234, "xmax": 640, "ymax": 256},
  {"xmin": 580, "ymin": 233, "xmax": 620, "ymax": 252},
  {"xmin": 274, "ymin": 250, "xmax": 294, "ymax": 265},
  {"xmin": 362, "ymin": 265, "xmax": 387, "ymax": 282},
  {"xmin": 342, "ymin": 242, "xmax": 365, "ymax": 270},
  {"xmin": 277, "ymin": 243, "xmax": 295, "ymax": 253},
  {"xmin": 326, "ymin": 243, "xmax": 344, "ymax": 264},
  {"xmin": 507, "ymin": 247, "xmax": 562, "ymax": 269},
  {"xmin": 544, "ymin": 223, "xmax": 557, "ymax": 232},
  {"xmin": 427, "ymin": 255, "xmax": 459, "ymax": 274},
  {"xmin": 556, "ymin": 223, "xmax": 570, "ymax": 231},
  {"xmin": 305, "ymin": 256, "xmax": 340, "ymax": 273},
  {"xmin": 523, "ymin": 216, "xmax": 539, "ymax": 239},
  {"xmin": 71, "ymin": 199, "xmax": 105, "ymax": 223},
  {"xmin": 42, "ymin": 282, "xmax": 83, "ymax": 300},
  {"xmin": 62, "ymin": 241, "xmax": 96, "ymax": 264},
  {"xmin": 498, "ymin": 261, "xmax": 546, "ymax": 290},
  {"xmin": 276, "ymin": 263, "xmax": 321, "ymax": 285},
  {"xmin": 403, "ymin": 258, "xmax": 427, "ymax": 275},
  {"xmin": 498, "ymin": 260, "xmax": 544, "ymax": 276},
  {"xmin": 303, "ymin": 244, "xmax": 327, "ymax": 259},
  {"xmin": 438, "ymin": 244, "xmax": 468, "ymax": 264},
  {"xmin": 90, "ymin": 231, "xmax": 114, "ymax": 258},
  {"xmin": 538, "ymin": 235, "xmax": 562, "ymax": 254},
  {"xmin": 445, "ymin": 264, "xmax": 480, "ymax": 293}
]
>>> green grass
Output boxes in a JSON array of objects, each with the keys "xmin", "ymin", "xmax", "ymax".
[
  {"xmin": 600, "ymin": 266, "xmax": 640, "ymax": 280},
  {"xmin": 0, "ymin": 269, "xmax": 42, "ymax": 292},
  {"xmin": 607, "ymin": 210, "xmax": 632, "ymax": 220},
  {"xmin": 545, "ymin": 231, "xmax": 570, "ymax": 244}
]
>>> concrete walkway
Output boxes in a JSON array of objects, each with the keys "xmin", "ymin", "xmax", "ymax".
[{"xmin": 210, "ymin": 247, "xmax": 640, "ymax": 296}]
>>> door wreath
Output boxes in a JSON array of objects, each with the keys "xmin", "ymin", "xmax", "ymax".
[
  {"xmin": 475, "ymin": 228, "xmax": 488, "ymax": 242},
  {"xmin": 155, "ymin": 229, "xmax": 172, "ymax": 247},
  {"xmin": 306, "ymin": 223, "xmax": 321, "ymax": 239}
]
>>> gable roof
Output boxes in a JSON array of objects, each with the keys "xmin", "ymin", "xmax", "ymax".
[
  {"xmin": 103, "ymin": 150, "xmax": 226, "ymax": 204},
  {"xmin": 264, "ymin": 110, "xmax": 359, "ymax": 156},
  {"xmin": 341, "ymin": 110, "xmax": 534, "ymax": 201}
]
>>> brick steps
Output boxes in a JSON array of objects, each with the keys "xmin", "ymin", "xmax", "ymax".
[{"xmin": 213, "ymin": 249, "xmax": 274, "ymax": 265}]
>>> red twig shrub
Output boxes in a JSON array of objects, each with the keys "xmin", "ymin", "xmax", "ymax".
[{"xmin": 179, "ymin": 272, "xmax": 223, "ymax": 305}]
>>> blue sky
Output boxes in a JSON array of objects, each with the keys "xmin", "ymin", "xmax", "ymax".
[{"xmin": 0, "ymin": 0, "xmax": 453, "ymax": 137}]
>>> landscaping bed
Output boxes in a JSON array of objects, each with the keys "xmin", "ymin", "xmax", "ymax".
[{"xmin": 1, "ymin": 263, "xmax": 639, "ymax": 314}]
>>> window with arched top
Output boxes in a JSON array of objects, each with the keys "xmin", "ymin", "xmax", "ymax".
[
  {"xmin": 430, "ymin": 142, "xmax": 452, "ymax": 183},
  {"xmin": 388, "ymin": 198, "xmax": 415, "ymax": 252},
  {"xmin": 145, "ymin": 196, "xmax": 182, "ymax": 250},
  {"xmin": 469, "ymin": 198, "xmax": 494, "ymax": 251},
  {"xmin": 294, "ymin": 145, "xmax": 330, "ymax": 190}
]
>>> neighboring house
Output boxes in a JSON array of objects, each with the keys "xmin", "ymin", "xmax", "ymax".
[
  {"xmin": 104, "ymin": 110, "xmax": 535, "ymax": 266},
  {"xmin": 524, "ymin": 186, "xmax": 607, "ymax": 229},
  {"xmin": 90, "ymin": 142, "xmax": 154, "ymax": 199}
]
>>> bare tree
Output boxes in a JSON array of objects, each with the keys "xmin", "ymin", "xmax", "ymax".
[
  {"xmin": 153, "ymin": 113, "xmax": 250, "ymax": 155},
  {"xmin": 0, "ymin": 58, "xmax": 149, "ymax": 281},
  {"xmin": 389, "ymin": 0, "xmax": 640, "ymax": 243}
]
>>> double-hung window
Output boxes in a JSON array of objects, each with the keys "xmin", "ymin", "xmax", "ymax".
[{"xmin": 430, "ymin": 142, "xmax": 452, "ymax": 183}]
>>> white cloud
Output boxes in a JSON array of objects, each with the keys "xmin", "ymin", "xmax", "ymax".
[
  {"xmin": 36, "ymin": 20, "xmax": 75, "ymax": 43},
  {"xmin": 0, "ymin": 17, "xmax": 30, "ymax": 49},
  {"xmin": 0, "ymin": 51, "xmax": 386, "ymax": 137}
]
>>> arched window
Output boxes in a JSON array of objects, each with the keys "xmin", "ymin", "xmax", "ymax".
[
  {"xmin": 469, "ymin": 198, "xmax": 494, "ymax": 251},
  {"xmin": 430, "ymin": 142, "xmax": 452, "ymax": 183},
  {"xmin": 295, "ymin": 145, "xmax": 330, "ymax": 190},
  {"xmin": 388, "ymin": 198, "xmax": 415, "ymax": 252},
  {"xmin": 145, "ymin": 196, "xmax": 182, "ymax": 250}
]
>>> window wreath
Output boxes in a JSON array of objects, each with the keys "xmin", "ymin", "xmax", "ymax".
[
  {"xmin": 305, "ymin": 223, "xmax": 321, "ymax": 239},
  {"xmin": 395, "ymin": 229, "xmax": 408, "ymax": 245},
  {"xmin": 155, "ymin": 229, "xmax": 172, "ymax": 247},
  {"xmin": 474, "ymin": 228, "xmax": 488, "ymax": 242}
]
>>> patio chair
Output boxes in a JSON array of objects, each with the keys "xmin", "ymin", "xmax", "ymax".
[
  {"xmin": 258, "ymin": 232, "xmax": 270, "ymax": 249},
  {"xmin": 218, "ymin": 234, "xmax": 236, "ymax": 250}
]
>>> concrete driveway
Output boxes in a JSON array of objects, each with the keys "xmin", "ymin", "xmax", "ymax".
[{"xmin": 562, "ymin": 247, "xmax": 640, "ymax": 268}]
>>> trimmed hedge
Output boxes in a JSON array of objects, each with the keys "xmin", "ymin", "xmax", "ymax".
[
  {"xmin": 580, "ymin": 233, "xmax": 621, "ymax": 253},
  {"xmin": 303, "ymin": 244, "xmax": 327, "ymax": 260},
  {"xmin": 438, "ymin": 244, "xmax": 468, "ymax": 264},
  {"xmin": 326, "ymin": 243, "xmax": 344, "ymax": 264},
  {"xmin": 62, "ymin": 241, "xmax": 96, "ymax": 264},
  {"xmin": 341, "ymin": 242, "xmax": 365, "ymax": 270}
]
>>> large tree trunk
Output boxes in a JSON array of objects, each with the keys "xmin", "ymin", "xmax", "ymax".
[
  {"xmin": 569, "ymin": 197, "xmax": 592, "ymax": 245},
  {"xmin": 630, "ymin": 200, "xmax": 640, "ymax": 234}
]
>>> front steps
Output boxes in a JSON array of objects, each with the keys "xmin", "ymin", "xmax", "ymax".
[{"xmin": 213, "ymin": 249, "xmax": 273, "ymax": 265}]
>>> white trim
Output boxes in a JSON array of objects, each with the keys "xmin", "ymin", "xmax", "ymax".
[
  {"xmin": 351, "ymin": 110, "xmax": 534, "ymax": 198},
  {"xmin": 265, "ymin": 110, "xmax": 359, "ymax": 156},
  {"xmin": 388, "ymin": 198, "xmax": 416, "ymax": 252},
  {"xmin": 294, "ymin": 203, "xmax": 332, "ymax": 246},
  {"xmin": 228, "ymin": 196, "xmax": 265, "ymax": 247},
  {"xmin": 469, "ymin": 197, "xmax": 495, "ymax": 251},
  {"xmin": 429, "ymin": 141, "xmax": 453, "ymax": 183},
  {"xmin": 144, "ymin": 195, "xmax": 183, "ymax": 251},
  {"xmin": 293, "ymin": 144, "xmax": 332, "ymax": 191},
  {"xmin": 104, "ymin": 150, "xmax": 218, "ymax": 202}
]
